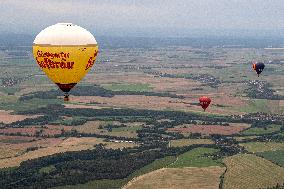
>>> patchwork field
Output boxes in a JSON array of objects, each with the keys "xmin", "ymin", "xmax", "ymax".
[
  {"xmin": 0, "ymin": 137, "xmax": 62, "ymax": 159},
  {"xmin": 70, "ymin": 95, "xmax": 243, "ymax": 115},
  {"xmin": 76, "ymin": 120, "xmax": 144, "ymax": 138},
  {"xmin": 223, "ymin": 154, "xmax": 284, "ymax": 189},
  {"xmin": 0, "ymin": 43, "xmax": 284, "ymax": 188},
  {"xmin": 0, "ymin": 137, "xmax": 137, "ymax": 168},
  {"xmin": 0, "ymin": 126, "xmax": 65, "ymax": 136},
  {"xmin": 0, "ymin": 110, "xmax": 39, "ymax": 124}
]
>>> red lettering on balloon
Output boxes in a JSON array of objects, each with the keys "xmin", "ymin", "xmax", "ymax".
[
  {"xmin": 36, "ymin": 50, "xmax": 74, "ymax": 70},
  {"xmin": 85, "ymin": 50, "xmax": 98, "ymax": 70}
]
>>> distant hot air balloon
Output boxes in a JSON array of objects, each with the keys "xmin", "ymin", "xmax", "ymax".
[
  {"xmin": 252, "ymin": 62, "xmax": 265, "ymax": 77},
  {"xmin": 199, "ymin": 96, "xmax": 211, "ymax": 112},
  {"xmin": 33, "ymin": 23, "xmax": 98, "ymax": 101}
]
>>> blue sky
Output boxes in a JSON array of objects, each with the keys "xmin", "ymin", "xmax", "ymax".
[{"xmin": 0, "ymin": 0, "xmax": 284, "ymax": 37}]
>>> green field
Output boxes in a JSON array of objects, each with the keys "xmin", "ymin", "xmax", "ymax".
[
  {"xmin": 237, "ymin": 99, "xmax": 270, "ymax": 113},
  {"xmin": 112, "ymin": 125, "xmax": 142, "ymax": 132},
  {"xmin": 39, "ymin": 165, "xmax": 56, "ymax": 174},
  {"xmin": 170, "ymin": 139, "xmax": 214, "ymax": 147},
  {"xmin": 233, "ymin": 136, "xmax": 258, "ymax": 142},
  {"xmin": 241, "ymin": 124, "xmax": 282, "ymax": 135},
  {"xmin": 168, "ymin": 147, "xmax": 223, "ymax": 168},
  {"xmin": 0, "ymin": 97, "xmax": 61, "ymax": 112},
  {"xmin": 53, "ymin": 116, "xmax": 88, "ymax": 126},
  {"xmin": 258, "ymin": 150, "xmax": 284, "ymax": 167},
  {"xmin": 128, "ymin": 156, "xmax": 176, "ymax": 179},
  {"xmin": 102, "ymin": 83, "xmax": 152, "ymax": 92},
  {"xmin": 0, "ymin": 87, "xmax": 21, "ymax": 95},
  {"xmin": 240, "ymin": 142, "xmax": 284, "ymax": 153}
]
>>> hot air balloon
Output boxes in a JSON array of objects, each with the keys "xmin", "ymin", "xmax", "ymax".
[
  {"xmin": 252, "ymin": 62, "xmax": 265, "ymax": 77},
  {"xmin": 199, "ymin": 96, "xmax": 211, "ymax": 112},
  {"xmin": 33, "ymin": 23, "xmax": 98, "ymax": 101}
]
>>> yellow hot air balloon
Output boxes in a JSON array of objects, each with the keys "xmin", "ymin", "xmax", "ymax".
[{"xmin": 33, "ymin": 23, "xmax": 98, "ymax": 101}]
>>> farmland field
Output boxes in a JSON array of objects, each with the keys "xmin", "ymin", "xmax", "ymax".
[
  {"xmin": 223, "ymin": 154, "xmax": 284, "ymax": 189},
  {"xmin": 169, "ymin": 138, "xmax": 214, "ymax": 147},
  {"xmin": 0, "ymin": 110, "xmax": 39, "ymax": 124},
  {"xmin": 168, "ymin": 147, "xmax": 223, "ymax": 168},
  {"xmin": 240, "ymin": 142, "xmax": 284, "ymax": 153},
  {"xmin": 258, "ymin": 150, "xmax": 284, "ymax": 167},
  {"xmin": 0, "ymin": 137, "xmax": 137, "ymax": 168},
  {"xmin": 76, "ymin": 120, "xmax": 144, "ymax": 138},
  {"xmin": 53, "ymin": 156, "xmax": 176, "ymax": 189},
  {"xmin": 102, "ymin": 83, "xmax": 153, "ymax": 92},
  {"xmin": 241, "ymin": 124, "xmax": 282, "ymax": 135},
  {"xmin": 123, "ymin": 166, "xmax": 225, "ymax": 189},
  {"xmin": 168, "ymin": 123, "xmax": 250, "ymax": 135},
  {"xmin": 0, "ymin": 36, "xmax": 284, "ymax": 188}
]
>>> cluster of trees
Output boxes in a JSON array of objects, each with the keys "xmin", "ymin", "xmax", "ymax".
[
  {"xmin": 103, "ymin": 123, "xmax": 127, "ymax": 132},
  {"xmin": 7, "ymin": 115, "xmax": 58, "ymax": 127},
  {"xmin": 0, "ymin": 144, "xmax": 216, "ymax": 189},
  {"xmin": 19, "ymin": 85, "xmax": 184, "ymax": 101},
  {"xmin": 56, "ymin": 130, "xmax": 138, "ymax": 142},
  {"xmin": 265, "ymin": 183, "xmax": 284, "ymax": 189},
  {"xmin": 157, "ymin": 73, "xmax": 221, "ymax": 88},
  {"xmin": 0, "ymin": 147, "xmax": 162, "ymax": 188},
  {"xmin": 211, "ymin": 134, "xmax": 246, "ymax": 158},
  {"xmin": 8, "ymin": 103, "xmax": 283, "ymax": 141},
  {"xmin": 17, "ymin": 103, "xmax": 282, "ymax": 129}
]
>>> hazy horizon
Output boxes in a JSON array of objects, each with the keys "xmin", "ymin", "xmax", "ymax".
[{"xmin": 0, "ymin": 0, "xmax": 284, "ymax": 38}]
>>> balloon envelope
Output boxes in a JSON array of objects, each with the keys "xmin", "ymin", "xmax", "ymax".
[
  {"xmin": 33, "ymin": 23, "xmax": 98, "ymax": 93},
  {"xmin": 199, "ymin": 96, "xmax": 211, "ymax": 111},
  {"xmin": 252, "ymin": 62, "xmax": 265, "ymax": 76}
]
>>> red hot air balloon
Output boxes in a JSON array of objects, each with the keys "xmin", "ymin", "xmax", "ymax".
[{"xmin": 199, "ymin": 96, "xmax": 211, "ymax": 111}]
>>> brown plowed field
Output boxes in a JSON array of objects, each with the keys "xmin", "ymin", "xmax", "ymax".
[{"xmin": 0, "ymin": 110, "xmax": 39, "ymax": 124}]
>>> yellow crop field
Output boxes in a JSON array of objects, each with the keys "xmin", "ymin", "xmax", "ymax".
[
  {"xmin": 223, "ymin": 154, "xmax": 284, "ymax": 189},
  {"xmin": 123, "ymin": 166, "xmax": 225, "ymax": 189}
]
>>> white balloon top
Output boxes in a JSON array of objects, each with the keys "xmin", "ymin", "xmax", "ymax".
[{"xmin": 33, "ymin": 23, "xmax": 97, "ymax": 46}]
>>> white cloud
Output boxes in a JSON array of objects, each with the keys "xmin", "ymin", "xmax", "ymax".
[{"xmin": 0, "ymin": 0, "xmax": 283, "ymax": 36}]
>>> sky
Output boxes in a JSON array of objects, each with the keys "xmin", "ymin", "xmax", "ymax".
[{"xmin": 0, "ymin": 0, "xmax": 284, "ymax": 37}]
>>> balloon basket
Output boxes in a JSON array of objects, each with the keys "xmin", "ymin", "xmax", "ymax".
[{"xmin": 64, "ymin": 94, "xmax": 69, "ymax": 102}]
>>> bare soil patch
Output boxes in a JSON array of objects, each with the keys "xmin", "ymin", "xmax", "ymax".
[{"xmin": 0, "ymin": 110, "xmax": 39, "ymax": 124}]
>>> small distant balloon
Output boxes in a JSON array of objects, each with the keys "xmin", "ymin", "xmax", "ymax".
[
  {"xmin": 252, "ymin": 62, "xmax": 265, "ymax": 77},
  {"xmin": 199, "ymin": 96, "xmax": 211, "ymax": 112},
  {"xmin": 32, "ymin": 23, "xmax": 99, "ymax": 101}
]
